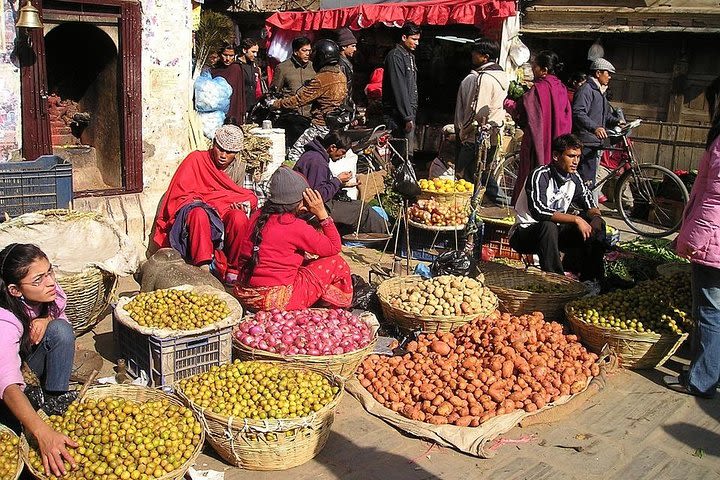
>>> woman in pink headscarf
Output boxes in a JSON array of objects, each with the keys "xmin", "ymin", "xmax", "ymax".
[{"xmin": 511, "ymin": 51, "xmax": 573, "ymax": 204}]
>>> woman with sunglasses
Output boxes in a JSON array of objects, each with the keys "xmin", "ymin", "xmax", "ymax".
[{"xmin": 0, "ymin": 243, "xmax": 77, "ymax": 477}]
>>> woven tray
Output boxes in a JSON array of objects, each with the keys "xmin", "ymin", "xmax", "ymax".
[
  {"xmin": 176, "ymin": 362, "xmax": 343, "ymax": 471},
  {"xmin": 477, "ymin": 262, "xmax": 587, "ymax": 322},
  {"xmin": 565, "ymin": 305, "xmax": 688, "ymax": 369},
  {"xmin": 0, "ymin": 424, "xmax": 23, "ymax": 480},
  {"xmin": 20, "ymin": 384, "xmax": 205, "ymax": 480},
  {"xmin": 376, "ymin": 275, "xmax": 498, "ymax": 333},
  {"xmin": 233, "ymin": 310, "xmax": 380, "ymax": 379},
  {"xmin": 656, "ymin": 262, "xmax": 691, "ymax": 278}
]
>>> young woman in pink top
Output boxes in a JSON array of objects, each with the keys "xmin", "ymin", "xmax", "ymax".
[
  {"xmin": 665, "ymin": 76, "xmax": 720, "ymax": 398},
  {"xmin": 0, "ymin": 243, "xmax": 77, "ymax": 476}
]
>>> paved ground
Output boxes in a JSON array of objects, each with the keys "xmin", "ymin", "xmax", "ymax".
[{"xmin": 72, "ymin": 210, "xmax": 702, "ymax": 480}]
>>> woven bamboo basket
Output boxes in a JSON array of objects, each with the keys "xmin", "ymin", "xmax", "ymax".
[
  {"xmin": 376, "ymin": 275, "xmax": 498, "ymax": 333},
  {"xmin": 232, "ymin": 310, "xmax": 379, "ymax": 379},
  {"xmin": 175, "ymin": 362, "xmax": 343, "ymax": 471},
  {"xmin": 57, "ymin": 267, "xmax": 117, "ymax": 336},
  {"xmin": 20, "ymin": 384, "xmax": 205, "ymax": 480},
  {"xmin": 418, "ymin": 189, "xmax": 473, "ymax": 210},
  {"xmin": 0, "ymin": 424, "xmax": 23, "ymax": 480},
  {"xmin": 477, "ymin": 262, "xmax": 588, "ymax": 322},
  {"xmin": 565, "ymin": 305, "xmax": 688, "ymax": 369},
  {"xmin": 407, "ymin": 219, "xmax": 466, "ymax": 231}
]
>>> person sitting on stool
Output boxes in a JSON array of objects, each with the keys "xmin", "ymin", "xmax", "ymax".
[{"xmin": 509, "ymin": 133, "xmax": 606, "ymax": 282}]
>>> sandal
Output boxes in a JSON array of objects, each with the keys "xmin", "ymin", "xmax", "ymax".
[{"xmin": 663, "ymin": 375, "xmax": 714, "ymax": 399}]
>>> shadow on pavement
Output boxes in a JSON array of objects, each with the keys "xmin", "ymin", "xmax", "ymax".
[{"xmin": 315, "ymin": 430, "xmax": 441, "ymax": 480}]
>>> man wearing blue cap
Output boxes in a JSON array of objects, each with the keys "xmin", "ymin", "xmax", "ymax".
[{"xmin": 572, "ymin": 57, "xmax": 624, "ymax": 198}]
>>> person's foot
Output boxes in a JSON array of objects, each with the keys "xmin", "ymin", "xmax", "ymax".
[{"xmin": 663, "ymin": 375, "xmax": 715, "ymax": 399}]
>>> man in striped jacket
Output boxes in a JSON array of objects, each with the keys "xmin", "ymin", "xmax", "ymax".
[{"xmin": 509, "ymin": 134, "xmax": 606, "ymax": 282}]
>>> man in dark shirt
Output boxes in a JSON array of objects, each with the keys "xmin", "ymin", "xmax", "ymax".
[
  {"xmin": 336, "ymin": 28, "xmax": 357, "ymax": 106},
  {"xmin": 382, "ymin": 22, "xmax": 420, "ymax": 159},
  {"xmin": 510, "ymin": 134, "xmax": 606, "ymax": 282},
  {"xmin": 238, "ymin": 38, "xmax": 266, "ymax": 114},
  {"xmin": 271, "ymin": 36, "xmax": 316, "ymax": 119},
  {"xmin": 294, "ymin": 131, "xmax": 387, "ymax": 233}
]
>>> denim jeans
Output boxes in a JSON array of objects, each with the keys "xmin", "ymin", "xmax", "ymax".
[
  {"xmin": 686, "ymin": 263, "xmax": 720, "ymax": 397},
  {"xmin": 25, "ymin": 319, "xmax": 75, "ymax": 393}
]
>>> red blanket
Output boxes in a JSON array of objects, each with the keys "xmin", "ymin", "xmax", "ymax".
[{"xmin": 153, "ymin": 150, "xmax": 258, "ymax": 247}]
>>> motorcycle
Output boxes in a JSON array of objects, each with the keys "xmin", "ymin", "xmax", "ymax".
[{"xmin": 248, "ymin": 87, "xmax": 311, "ymax": 147}]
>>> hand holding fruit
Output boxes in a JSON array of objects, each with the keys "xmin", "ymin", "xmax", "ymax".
[{"xmin": 35, "ymin": 423, "xmax": 77, "ymax": 477}]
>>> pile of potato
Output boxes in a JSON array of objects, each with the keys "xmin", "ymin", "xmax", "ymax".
[
  {"xmin": 357, "ymin": 311, "xmax": 599, "ymax": 427},
  {"xmin": 388, "ymin": 275, "xmax": 497, "ymax": 317}
]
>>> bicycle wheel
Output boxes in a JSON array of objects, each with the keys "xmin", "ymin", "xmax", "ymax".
[
  {"xmin": 493, "ymin": 152, "xmax": 520, "ymax": 201},
  {"xmin": 615, "ymin": 164, "xmax": 689, "ymax": 237}
]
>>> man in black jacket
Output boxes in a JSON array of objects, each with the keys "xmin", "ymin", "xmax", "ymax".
[
  {"xmin": 382, "ymin": 22, "xmax": 420, "ymax": 159},
  {"xmin": 572, "ymin": 57, "xmax": 623, "ymax": 199},
  {"xmin": 336, "ymin": 28, "xmax": 357, "ymax": 104}
]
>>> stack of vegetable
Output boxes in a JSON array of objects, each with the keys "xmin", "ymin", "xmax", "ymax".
[
  {"xmin": 357, "ymin": 311, "xmax": 599, "ymax": 426},
  {"xmin": 234, "ymin": 309, "xmax": 374, "ymax": 356},
  {"xmin": 124, "ymin": 289, "xmax": 231, "ymax": 330},
  {"xmin": 0, "ymin": 428, "xmax": 19, "ymax": 479},
  {"xmin": 566, "ymin": 273, "xmax": 691, "ymax": 335},
  {"xmin": 606, "ymin": 238, "xmax": 688, "ymax": 284},
  {"xmin": 387, "ymin": 275, "xmax": 497, "ymax": 318}
]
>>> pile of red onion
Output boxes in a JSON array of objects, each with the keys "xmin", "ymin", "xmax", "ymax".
[{"xmin": 235, "ymin": 308, "xmax": 374, "ymax": 356}]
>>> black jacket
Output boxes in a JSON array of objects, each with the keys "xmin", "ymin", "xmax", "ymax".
[
  {"xmin": 338, "ymin": 55, "xmax": 354, "ymax": 100},
  {"xmin": 572, "ymin": 80, "xmax": 621, "ymax": 147},
  {"xmin": 382, "ymin": 44, "xmax": 418, "ymax": 122}
]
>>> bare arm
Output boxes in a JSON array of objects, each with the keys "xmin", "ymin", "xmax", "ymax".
[{"xmin": 4, "ymin": 385, "xmax": 77, "ymax": 476}]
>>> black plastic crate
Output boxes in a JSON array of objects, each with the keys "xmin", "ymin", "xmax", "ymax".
[{"xmin": 0, "ymin": 155, "xmax": 72, "ymax": 218}]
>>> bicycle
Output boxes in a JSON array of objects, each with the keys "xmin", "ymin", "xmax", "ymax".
[{"xmin": 591, "ymin": 119, "xmax": 688, "ymax": 237}]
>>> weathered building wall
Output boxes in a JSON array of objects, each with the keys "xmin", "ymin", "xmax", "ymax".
[{"xmin": 0, "ymin": 1, "xmax": 193, "ymax": 254}]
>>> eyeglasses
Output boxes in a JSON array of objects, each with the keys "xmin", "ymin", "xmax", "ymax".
[{"xmin": 20, "ymin": 266, "xmax": 56, "ymax": 287}]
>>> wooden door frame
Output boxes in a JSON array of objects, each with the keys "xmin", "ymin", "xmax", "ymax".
[{"xmin": 20, "ymin": 0, "xmax": 143, "ymax": 197}]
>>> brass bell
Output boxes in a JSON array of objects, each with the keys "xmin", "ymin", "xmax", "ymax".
[{"xmin": 16, "ymin": 1, "xmax": 43, "ymax": 29}]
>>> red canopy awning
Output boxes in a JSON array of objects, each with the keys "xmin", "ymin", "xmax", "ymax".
[{"xmin": 265, "ymin": 0, "xmax": 516, "ymax": 32}]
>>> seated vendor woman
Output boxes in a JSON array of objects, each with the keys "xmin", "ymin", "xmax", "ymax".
[
  {"xmin": 153, "ymin": 124, "xmax": 258, "ymax": 284},
  {"xmin": 233, "ymin": 167, "xmax": 353, "ymax": 311},
  {"xmin": 509, "ymin": 134, "xmax": 606, "ymax": 282},
  {"xmin": 293, "ymin": 131, "xmax": 387, "ymax": 234},
  {"xmin": 0, "ymin": 244, "xmax": 77, "ymax": 477}
]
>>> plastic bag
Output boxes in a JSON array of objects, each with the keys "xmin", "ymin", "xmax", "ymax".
[
  {"xmin": 198, "ymin": 111, "xmax": 226, "ymax": 140},
  {"xmin": 194, "ymin": 70, "xmax": 232, "ymax": 114},
  {"xmin": 430, "ymin": 250, "xmax": 474, "ymax": 277},
  {"xmin": 350, "ymin": 274, "xmax": 377, "ymax": 310},
  {"xmin": 393, "ymin": 159, "xmax": 421, "ymax": 199}
]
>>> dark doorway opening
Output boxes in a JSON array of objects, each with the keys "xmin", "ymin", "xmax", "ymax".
[{"xmin": 45, "ymin": 22, "xmax": 121, "ymax": 190}]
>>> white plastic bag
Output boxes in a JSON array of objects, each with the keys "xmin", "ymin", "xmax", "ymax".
[
  {"xmin": 194, "ymin": 70, "xmax": 231, "ymax": 114},
  {"xmin": 198, "ymin": 111, "xmax": 226, "ymax": 141}
]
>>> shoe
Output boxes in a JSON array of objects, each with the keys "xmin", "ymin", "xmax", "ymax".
[{"xmin": 663, "ymin": 375, "xmax": 715, "ymax": 399}]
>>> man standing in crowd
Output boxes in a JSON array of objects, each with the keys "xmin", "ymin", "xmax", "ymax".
[
  {"xmin": 210, "ymin": 43, "xmax": 246, "ymax": 125},
  {"xmin": 336, "ymin": 27, "xmax": 357, "ymax": 108},
  {"xmin": 271, "ymin": 36, "xmax": 315, "ymax": 120},
  {"xmin": 270, "ymin": 39, "xmax": 347, "ymax": 164},
  {"xmin": 238, "ymin": 38, "xmax": 266, "ymax": 115},
  {"xmin": 454, "ymin": 38, "xmax": 510, "ymax": 205},
  {"xmin": 294, "ymin": 131, "xmax": 387, "ymax": 233},
  {"xmin": 510, "ymin": 134, "xmax": 606, "ymax": 285},
  {"xmin": 572, "ymin": 57, "xmax": 623, "ymax": 199},
  {"xmin": 382, "ymin": 22, "xmax": 420, "ymax": 159}
]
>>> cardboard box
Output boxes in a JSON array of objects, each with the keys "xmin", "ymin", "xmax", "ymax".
[{"xmin": 357, "ymin": 170, "xmax": 387, "ymax": 202}]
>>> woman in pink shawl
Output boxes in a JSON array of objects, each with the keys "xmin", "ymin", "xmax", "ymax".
[{"xmin": 511, "ymin": 51, "xmax": 573, "ymax": 204}]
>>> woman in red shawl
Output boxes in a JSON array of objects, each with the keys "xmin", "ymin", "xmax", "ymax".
[
  {"xmin": 153, "ymin": 125, "xmax": 258, "ymax": 282},
  {"xmin": 233, "ymin": 167, "xmax": 353, "ymax": 311},
  {"xmin": 511, "ymin": 51, "xmax": 573, "ymax": 204}
]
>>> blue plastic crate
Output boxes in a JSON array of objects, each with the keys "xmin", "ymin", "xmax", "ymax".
[{"xmin": 0, "ymin": 155, "xmax": 73, "ymax": 218}]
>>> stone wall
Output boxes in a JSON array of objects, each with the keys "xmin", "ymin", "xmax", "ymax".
[{"xmin": 0, "ymin": 1, "xmax": 194, "ymax": 254}]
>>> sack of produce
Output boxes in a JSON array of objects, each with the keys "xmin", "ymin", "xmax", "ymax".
[
  {"xmin": 114, "ymin": 285, "xmax": 243, "ymax": 337},
  {"xmin": 176, "ymin": 361, "xmax": 343, "ymax": 470},
  {"xmin": 194, "ymin": 70, "xmax": 231, "ymax": 113},
  {"xmin": 347, "ymin": 310, "xmax": 600, "ymax": 458}
]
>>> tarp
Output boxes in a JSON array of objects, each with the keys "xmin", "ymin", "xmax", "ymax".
[{"xmin": 266, "ymin": 0, "xmax": 516, "ymax": 32}]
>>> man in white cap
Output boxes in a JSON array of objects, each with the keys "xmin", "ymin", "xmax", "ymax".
[
  {"xmin": 153, "ymin": 124, "xmax": 258, "ymax": 283},
  {"xmin": 572, "ymin": 57, "xmax": 624, "ymax": 197}
]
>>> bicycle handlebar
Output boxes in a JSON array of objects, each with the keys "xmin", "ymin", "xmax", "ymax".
[{"xmin": 608, "ymin": 118, "xmax": 643, "ymax": 137}]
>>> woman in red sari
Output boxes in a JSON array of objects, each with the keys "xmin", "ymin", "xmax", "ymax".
[
  {"xmin": 153, "ymin": 125, "xmax": 258, "ymax": 282},
  {"xmin": 511, "ymin": 51, "xmax": 573, "ymax": 204},
  {"xmin": 233, "ymin": 167, "xmax": 353, "ymax": 311}
]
